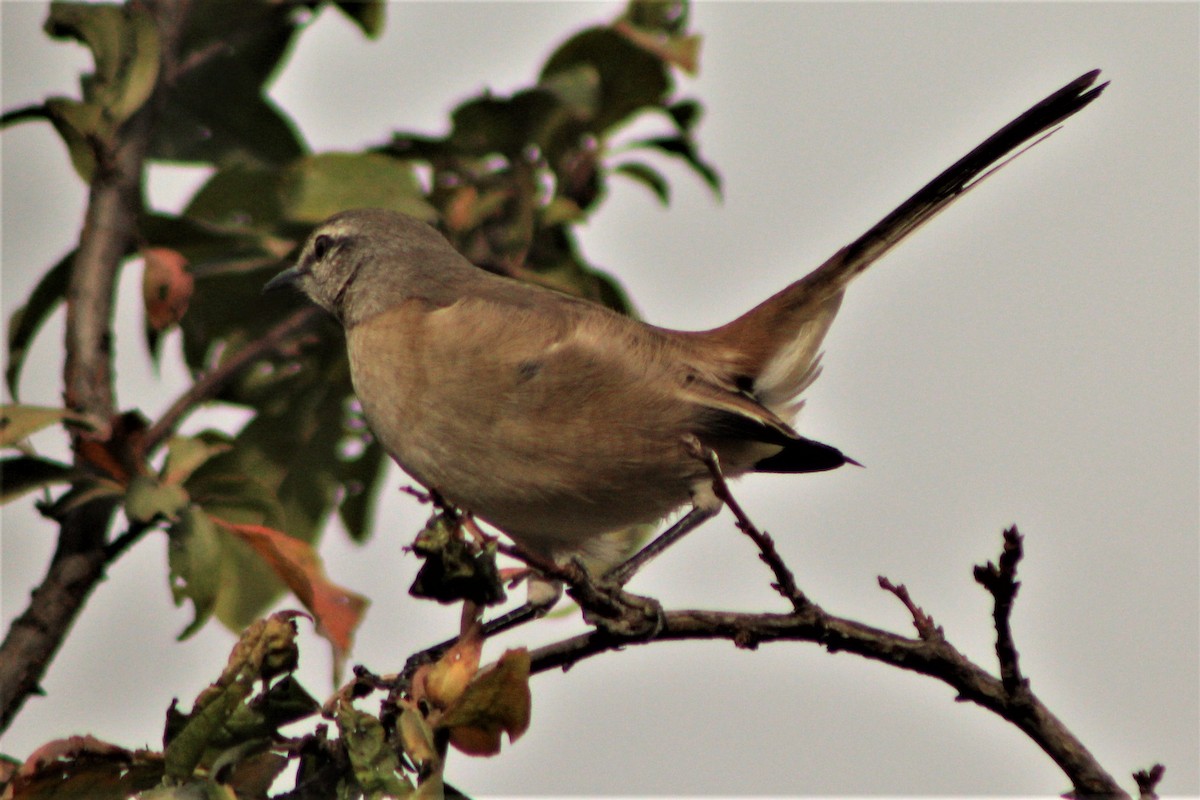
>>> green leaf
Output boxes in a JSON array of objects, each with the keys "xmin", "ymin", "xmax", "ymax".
[
  {"xmin": 613, "ymin": 161, "xmax": 670, "ymax": 204},
  {"xmin": 625, "ymin": 0, "xmax": 689, "ymax": 33},
  {"xmin": 44, "ymin": 2, "xmax": 161, "ymax": 125},
  {"xmin": 336, "ymin": 701, "xmax": 414, "ymax": 796},
  {"xmin": 6, "ymin": 250, "xmax": 72, "ymax": 401},
  {"xmin": 43, "ymin": 97, "xmax": 103, "ymax": 180},
  {"xmin": 151, "ymin": 0, "xmax": 306, "ymax": 167},
  {"xmin": 182, "ymin": 461, "xmax": 289, "ymax": 634},
  {"xmin": 333, "ymin": 0, "xmax": 386, "ymax": 39},
  {"xmin": 540, "ymin": 27, "xmax": 670, "ymax": 133},
  {"xmin": 1, "ymin": 404, "xmax": 97, "ymax": 448},
  {"xmin": 281, "ymin": 152, "xmax": 437, "ymax": 224},
  {"xmin": 0, "ymin": 456, "xmax": 79, "ymax": 504},
  {"xmin": 37, "ymin": 481, "xmax": 123, "ymax": 522},
  {"xmin": 449, "ymin": 90, "xmax": 563, "ymax": 159},
  {"xmin": 168, "ymin": 505, "xmax": 223, "ymax": 639},
  {"xmin": 627, "ymin": 134, "xmax": 722, "ymax": 195},
  {"xmin": 538, "ymin": 62, "xmax": 602, "ymax": 119},
  {"xmin": 164, "ymin": 613, "xmax": 302, "ymax": 779},
  {"xmin": 125, "ymin": 474, "xmax": 190, "ymax": 524},
  {"xmin": 184, "ymin": 165, "xmax": 286, "ymax": 233},
  {"xmin": 666, "ymin": 98, "xmax": 702, "ymax": 132},
  {"xmin": 161, "ymin": 434, "xmax": 231, "ymax": 486}
]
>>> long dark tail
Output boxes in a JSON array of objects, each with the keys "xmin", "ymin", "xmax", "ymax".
[
  {"xmin": 707, "ymin": 70, "xmax": 1107, "ymax": 415},
  {"xmin": 801, "ymin": 69, "xmax": 1108, "ymax": 298}
]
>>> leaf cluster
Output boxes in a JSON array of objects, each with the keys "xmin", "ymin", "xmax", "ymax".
[{"xmin": 3, "ymin": 612, "xmax": 532, "ymax": 799}]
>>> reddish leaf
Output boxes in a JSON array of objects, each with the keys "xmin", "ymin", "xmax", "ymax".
[
  {"xmin": 9, "ymin": 735, "xmax": 163, "ymax": 800},
  {"xmin": 210, "ymin": 517, "xmax": 368, "ymax": 668},
  {"xmin": 141, "ymin": 247, "xmax": 193, "ymax": 331}
]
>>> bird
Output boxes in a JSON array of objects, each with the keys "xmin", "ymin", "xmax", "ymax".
[{"xmin": 266, "ymin": 70, "xmax": 1106, "ymax": 610}]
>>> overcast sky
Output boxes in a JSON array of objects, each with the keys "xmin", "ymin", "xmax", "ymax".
[{"xmin": 2, "ymin": 2, "xmax": 1197, "ymax": 795}]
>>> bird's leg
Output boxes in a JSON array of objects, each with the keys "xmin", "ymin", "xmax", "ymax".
[
  {"xmin": 604, "ymin": 501, "xmax": 721, "ymax": 587},
  {"xmin": 603, "ymin": 434, "xmax": 726, "ymax": 587}
]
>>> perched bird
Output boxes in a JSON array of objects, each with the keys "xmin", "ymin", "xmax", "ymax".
[{"xmin": 266, "ymin": 71, "xmax": 1105, "ymax": 607}]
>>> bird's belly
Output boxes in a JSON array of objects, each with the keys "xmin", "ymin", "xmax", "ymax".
[{"xmin": 348, "ymin": 345, "xmax": 701, "ymax": 555}]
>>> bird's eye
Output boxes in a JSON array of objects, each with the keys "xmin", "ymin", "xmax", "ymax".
[{"xmin": 312, "ymin": 234, "xmax": 333, "ymax": 260}]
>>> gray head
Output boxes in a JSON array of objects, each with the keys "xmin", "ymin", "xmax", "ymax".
[{"xmin": 264, "ymin": 208, "xmax": 474, "ymax": 327}]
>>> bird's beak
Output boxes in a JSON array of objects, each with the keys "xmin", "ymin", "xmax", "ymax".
[{"xmin": 263, "ymin": 266, "xmax": 303, "ymax": 294}]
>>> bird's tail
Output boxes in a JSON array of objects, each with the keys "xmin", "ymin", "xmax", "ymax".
[{"xmin": 710, "ymin": 70, "xmax": 1108, "ymax": 413}]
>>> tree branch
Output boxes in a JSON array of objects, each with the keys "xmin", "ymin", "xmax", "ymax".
[
  {"xmin": 0, "ymin": 0, "xmax": 190, "ymax": 736},
  {"xmin": 513, "ymin": 531, "xmax": 1130, "ymax": 797}
]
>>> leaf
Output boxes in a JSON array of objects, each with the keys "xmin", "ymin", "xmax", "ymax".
[
  {"xmin": 624, "ymin": 0, "xmax": 690, "ymax": 34},
  {"xmin": 223, "ymin": 750, "xmax": 290, "ymax": 800},
  {"xmin": 627, "ymin": 133, "xmax": 722, "ymax": 195},
  {"xmin": 334, "ymin": 700, "xmax": 414, "ymax": 797},
  {"xmin": 163, "ymin": 612, "xmax": 303, "ymax": 780},
  {"xmin": 43, "ymin": 97, "xmax": 103, "ymax": 180},
  {"xmin": 44, "ymin": 2, "xmax": 161, "ymax": 124},
  {"xmin": 332, "ymin": 0, "xmax": 386, "ymax": 39},
  {"xmin": 0, "ymin": 404, "xmax": 97, "ymax": 448},
  {"xmin": 168, "ymin": 506, "xmax": 223, "ymax": 639},
  {"xmin": 37, "ymin": 481, "xmax": 123, "ymax": 522},
  {"xmin": 614, "ymin": 19, "xmax": 701, "ymax": 75},
  {"xmin": 6, "ymin": 251, "xmax": 72, "ymax": 400},
  {"xmin": 666, "ymin": 98, "xmax": 702, "ymax": 132},
  {"xmin": 409, "ymin": 515, "xmax": 506, "ymax": 607},
  {"xmin": 151, "ymin": 0, "xmax": 306, "ymax": 167},
  {"xmin": 540, "ymin": 27, "xmax": 670, "ymax": 133},
  {"xmin": 8, "ymin": 735, "xmax": 163, "ymax": 800},
  {"xmin": 281, "ymin": 152, "xmax": 437, "ymax": 224},
  {"xmin": 141, "ymin": 247, "xmax": 194, "ymax": 332},
  {"xmin": 422, "ymin": 625, "xmax": 484, "ymax": 711},
  {"xmin": 439, "ymin": 649, "xmax": 532, "ymax": 757},
  {"xmin": 160, "ymin": 434, "xmax": 231, "ymax": 487},
  {"xmin": 397, "ymin": 706, "xmax": 439, "ymax": 778},
  {"xmin": 124, "ymin": 474, "xmax": 189, "ymax": 524},
  {"xmin": 183, "ymin": 165, "xmax": 286, "ymax": 234},
  {"xmin": 613, "ymin": 161, "xmax": 670, "ymax": 204},
  {"xmin": 538, "ymin": 62, "xmax": 602, "ymax": 119},
  {"xmin": 0, "ymin": 456, "xmax": 79, "ymax": 504},
  {"xmin": 74, "ymin": 410, "xmax": 149, "ymax": 483},
  {"xmin": 212, "ymin": 518, "xmax": 368, "ymax": 671}
]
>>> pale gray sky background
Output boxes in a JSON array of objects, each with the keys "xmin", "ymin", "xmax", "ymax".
[{"xmin": 2, "ymin": 1, "xmax": 1197, "ymax": 795}]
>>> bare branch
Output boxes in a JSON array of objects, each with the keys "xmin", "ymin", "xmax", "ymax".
[
  {"xmin": 973, "ymin": 525, "xmax": 1026, "ymax": 695},
  {"xmin": 1133, "ymin": 764, "xmax": 1166, "ymax": 799},
  {"xmin": 688, "ymin": 438, "xmax": 811, "ymax": 612},
  {"xmin": 510, "ymin": 532, "xmax": 1129, "ymax": 797},
  {"xmin": 878, "ymin": 576, "xmax": 943, "ymax": 642}
]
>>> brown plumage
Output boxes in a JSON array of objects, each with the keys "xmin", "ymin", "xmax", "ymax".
[{"xmin": 266, "ymin": 70, "xmax": 1106, "ymax": 589}]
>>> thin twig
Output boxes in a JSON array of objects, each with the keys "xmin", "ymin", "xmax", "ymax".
[
  {"xmin": 877, "ymin": 576, "xmax": 943, "ymax": 642},
  {"xmin": 973, "ymin": 526, "xmax": 1026, "ymax": 695},
  {"xmin": 686, "ymin": 437, "xmax": 811, "ymax": 612},
  {"xmin": 1133, "ymin": 763, "xmax": 1166, "ymax": 799},
  {"xmin": 103, "ymin": 521, "xmax": 154, "ymax": 562},
  {"xmin": 143, "ymin": 306, "xmax": 322, "ymax": 453}
]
